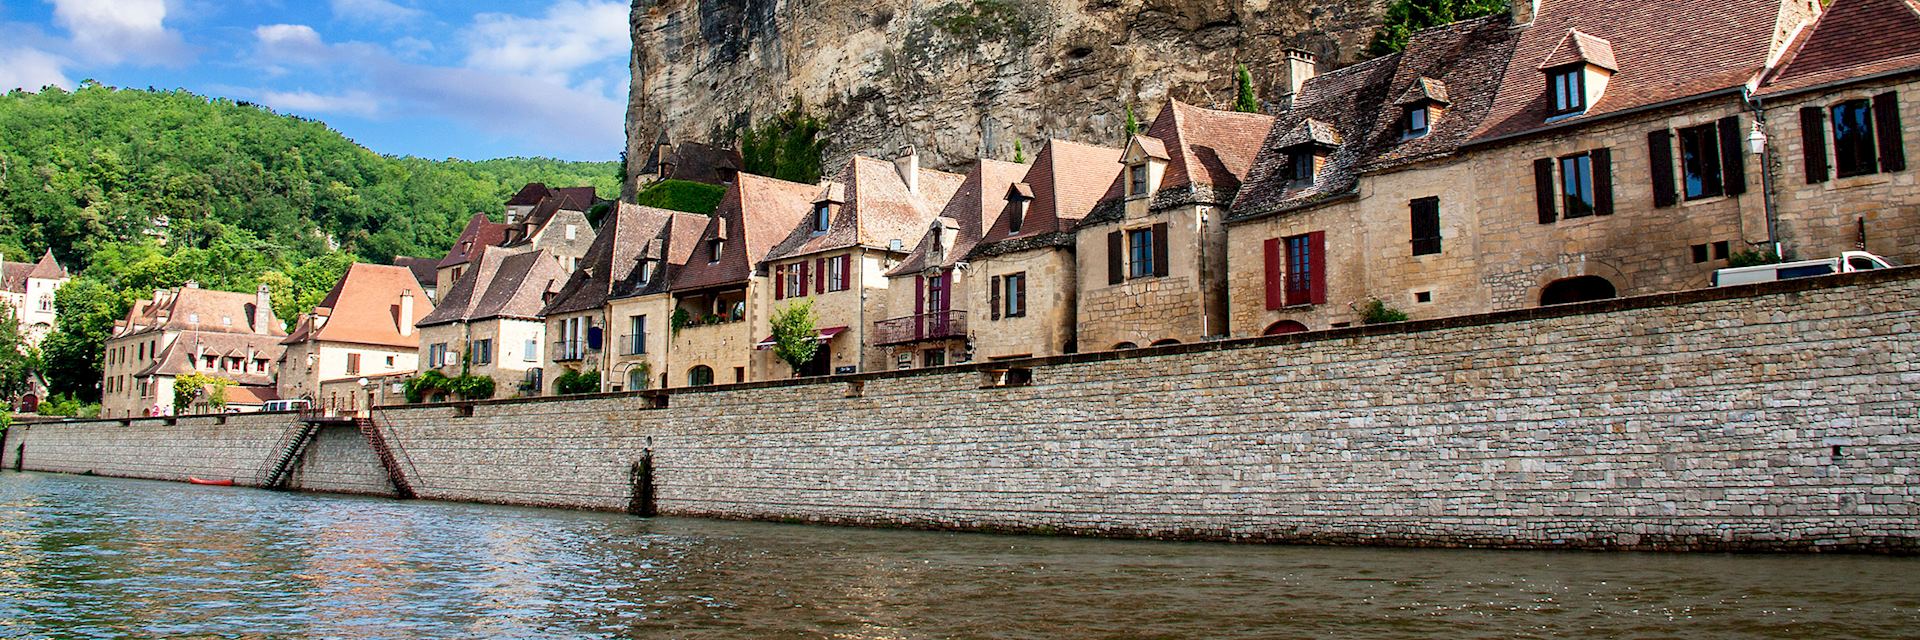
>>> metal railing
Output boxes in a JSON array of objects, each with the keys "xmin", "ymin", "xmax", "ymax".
[
  {"xmin": 551, "ymin": 340, "xmax": 595, "ymax": 362},
  {"xmin": 620, "ymin": 333, "xmax": 646, "ymax": 356},
  {"xmin": 873, "ymin": 310, "xmax": 968, "ymax": 346}
]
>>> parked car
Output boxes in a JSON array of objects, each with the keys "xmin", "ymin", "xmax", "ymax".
[
  {"xmin": 1712, "ymin": 251, "xmax": 1895, "ymax": 287},
  {"xmin": 262, "ymin": 399, "xmax": 311, "ymax": 413}
]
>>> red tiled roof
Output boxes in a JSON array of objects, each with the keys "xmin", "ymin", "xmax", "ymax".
[
  {"xmin": 437, "ymin": 213, "xmax": 513, "ymax": 269},
  {"xmin": 1093, "ymin": 100, "xmax": 1275, "ymax": 205},
  {"xmin": 282, "ymin": 263, "xmax": 434, "ymax": 349},
  {"xmin": 506, "ymin": 183, "xmax": 552, "ymax": 206},
  {"xmin": 889, "ymin": 158, "xmax": 1029, "ymax": 275},
  {"xmin": 1538, "ymin": 30, "xmax": 1618, "ymax": 71},
  {"xmin": 26, "ymin": 250, "xmax": 64, "ymax": 280},
  {"xmin": 1759, "ymin": 0, "xmax": 1920, "ymax": 97},
  {"xmin": 764, "ymin": 156, "xmax": 964, "ymax": 262},
  {"xmin": 114, "ymin": 286, "xmax": 285, "ymax": 338},
  {"xmin": 542, "ymin": 203, "xmax": 682, "ymax": 315},
  {"xmin": 419, "ymin": 246, "xmax": 567, "ymax": 325},
  {"xmin": 661, "ymin": 141, "xmax": 745, "ymax": 185},
  {"xmin": 136, "ymin": 330, "xmax": 284, "ymax": 386},
  {"xmin": 669, "ymin": 173, "xmax": 817, "ymax": 292},
  {"xmin": 1473, "ymin": 0, "xmax": 1792, "ymax": 142}
]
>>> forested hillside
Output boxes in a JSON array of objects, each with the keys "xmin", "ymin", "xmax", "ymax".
[{"xmin": 0, "ymin": 83, "xmax": 619, "ymax": 408}]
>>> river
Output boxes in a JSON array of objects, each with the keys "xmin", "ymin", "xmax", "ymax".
[{"xmin": 0, "ymin": 471, "xmax": 1914, "ymax": 639}]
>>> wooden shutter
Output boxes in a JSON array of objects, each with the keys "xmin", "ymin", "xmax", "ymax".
[
  {"xmin": 1533, "ymin": 157, "xmax": 1557, "ymax": 223},
  {"xmin": 1014, "ymin": 276, "xmax": 1026, "ymax": 317},
  {"xmin": 1590, "ymin": 148, "xmax": 1614, "ymax": 216},
  {"xmin": 1107, "ymin": 231, "xmax": 1123, "ymax": 284},
  {"xmin": 1151, "ymin": 222, "xmax": 1169, "ymax": 277},
  {"xmin": 837, "ymin": 254, "xmax": 851, "ymax": 290},
  {"xmin": 1800, "ymin": 106, "xmax": 1829, "ymax": 183},
  {"xmin": 990, "ymin": 276, "xmax": 1002, "ymax": 320},
  {"xmin": 798, "ymin": 261, "xmax": 810, "ymax": 296},
  {"xmin": 914, "ymin": 275, "xmax": 925, "ymax": 314},
  {"xmin": 1648, "ymin": 129, "xmax": 1678, "ymax": 207},
  {"xmin": 773, "ymin": 264, "xmax": 785, "ymax": 300},
  {"xmin": 1307, "ymin": 231, "xmax": 1327, "ymax": 305},
  {"xmin": 1263, "ymin": 238, "xmax": 1283, "ymax": 309},
  {"xmin": 1718, "ymin": 117, "xmax": 1747, "ymax": 195},
  {"xmin": 1874, "ymin": 92, "xmax": 1906, "ymax": 173}
]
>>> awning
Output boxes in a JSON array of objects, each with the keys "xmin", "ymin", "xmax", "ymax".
[{"xmin": 754, "ymin": 325, "xmax": 848, "ymax": 350}]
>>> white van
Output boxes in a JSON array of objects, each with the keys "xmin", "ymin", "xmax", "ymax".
[
  {"xmin": 262, "ymin": 399, "xmax": 312, "ymax": 413},
  {"xmin": 1712, "ymin": 251, "xmax": 1894, "ymax": 287}
]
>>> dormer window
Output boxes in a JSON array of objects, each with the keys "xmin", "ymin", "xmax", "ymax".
[
  {"xmin": 1289, "ymin": 149, "xmax": 1318, "ymax": 183},
  {"xmin": 637, "ymin": 258, "xmax": 656, "ymax": 284},
  {"xmin": 813, "ymin": 202, "xmax": 831, "ymax": 233},
  {"xmin": 1550, "ymin": 67, "xmax": 1585, "ymax": 115},
  {"xmin": 708, "ymin": 238, "xmax": 724, "ymax": 263},
  {"xmin": 1127, "ymin": 164, "xmax": 1149, "ymax": 197},
  {"xmin": 1395, "ymin": 78, "xmax": 1448, "ymax": 139},
  {"xmin": 1405, "ymin": 106, "xmax": 1430, "ymax": 137},
  {"xmin": 1008, "ymin": 198, "xmax": 1027, "ymax": 234}
]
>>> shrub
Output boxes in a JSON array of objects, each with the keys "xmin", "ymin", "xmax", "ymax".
[
  {"xmin": 633, "ymin": 179, "xmax": 726, "ymax": 215},
  {"xmin": 554, "ymin": 369, "xmax": 602, "ymax": 395},
  {"xmin": 444, "ymin": 374, "xmax": 495, "ymax": 401},
  {"xmin": 1728, "ymin": 248, "xmax": 1783, "ymax": 268},
  {"xmin": 1358, "ymin": 299, "xmax": 1410, "ymax": 324},
  {"xmin": 404, "ymin": 370, "xmax": 450, "ymax": 403},
  {"xmin": 174, "ymin": 372, "xmax": 235, "ymax": 413}
]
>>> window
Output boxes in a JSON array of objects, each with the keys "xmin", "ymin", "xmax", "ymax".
[
  {"xmin": 566, "ymin": 224, "xmax": 578, "ymax": 240},
  {"xmin": 923, "ymin": 348, "xmax": 946, "ymax": 367},
  {"xmin": 1679, "ymin": 123, "xmax": 1724, "ymax": 199},
  {"xmin": 708, "ymin": 238, "xmax": 724, "ymax": 263},
  {"xmin": 37, "ymin": 295, "xmax": 52, "ymax": 312},
  {"xmin": 1283, "ymin": 232, "xmax": 1326, "ymax": 307},
  {"xmin": 1127, "ymin": 228, "xmax": 1155, "ymax": 278},
  {"xmin": 472, "ymin": 339, "xmax": 493, "ymax": 365},
  {"xmin": 1550, "ymin": 67, "xmax": 1585, "ymax": 114},
  {"xmin": 1410, "ymin": 197, "xmax": 1441, "ymax": 256},
  {"xmin": 1832, "ymin": 99, "xmax": 1878, "ymax": 178},
  {"xmin": 785, "ymin": 264, "xmax": 804, "ymax": 298},
  {"xmin": 628, "ymin": 368, "xmax": 647, "ymax": 391},
  {"xmin": 1008, "ymin": 198, "xmax": 1027, "ymax": 234},
  {"xmin": 1001, "ymin": 273, "xmax": 1027, "ymax": 318},
  {"xmin": 346, "ymin": 352, "xmax": 362, "ymax": 375},
  {"xmin": 689, "ymin": 365, "xmax": 713, "ymax": 386},
  {"xmin": 1127, "ymin": 164, "xmax": 1148, "ymax": 197},
  {"xmin": 1289, "ymin": 149, "xmax": 1316, "ymax": 182},
  {"xmin": 257, "ymin": 359, "xmax": 269, "ymax": 373},
  {"xmin": 385, "ymin": 355, "xmax": 394, "ymax": 367},
  {"xmin": 826, "ymin": 255, "xmax": 850, "ymax": 292},
  {"xmin": 1691, "ymin": 244, "xmax": 1710, "ymax": 263},
  {"xmin": 813, "ymin": 203, "xmax": 832, "ymax": 233},
  {"xmin": 1559, "ymin": 153, "xmax": 1595, "ymax": 218},
  {"xmin": 1405, "ymin": 106, "xmax": 1430, "ymax": 137},
  {"xmin": 626, "ymin": 315, "xmax": 646, "ymax": 356},
  {"xmin": 523, "ymin": 339, "xmax": 538, "ymax": 362},
  {"xmin": 637, "ymin": 259, "xmax": 655, "ymax": 285}
]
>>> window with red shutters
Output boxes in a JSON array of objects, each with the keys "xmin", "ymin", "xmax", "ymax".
[
  {"xmin": 1263, "ymin": 238, "xmax": 1282, "ymax": 310},
  {"xmin": 815, "ymin": 258, "xmax": 827, "ymax": 293},
  {"xmin": 773, "ymin": 264, "xmax": 786, "ymax": 300},
  {"xmin": 1283, "ymin": 232, "xmax": 1326, "ymax": 306},
  {"xmin": 798, "ymin": 261, "xmax": 810, "ymax": 296}
]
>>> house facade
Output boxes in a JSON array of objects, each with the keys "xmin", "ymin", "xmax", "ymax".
[
  {"xmin": 664, "ymin": 172, "xmax": 817, "ymax": 387},
  {"xmin": 414, "ymin": 246, "xmax": 567, "ymax": 399},
  {"xmin": 277, "ymin": 263, "xmax": 433, "ymax": 411},
  {"xmin": 1074, "ymin": 100, "xmax": 1275, "ymax": 350},
  {"xmin": 540, "ymin": 202, "xmax": 698, "ymax": 394},
  {"xmin": 878, "ymin": 158, "xmax": 1027, "ymax": 369},
  {"xmin": 100, "ymin": 283, "xmax": 285, "ymax": 418},
  {"xmin": 1, "ymin": 250, "xmax": 67, "ymax": 347}
]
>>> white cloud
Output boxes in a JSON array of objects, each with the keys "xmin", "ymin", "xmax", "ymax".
[
  {"xmin": 50, "ymin": 0, "xmax": 189, "ymax": 65},
  {"xmin": 0, "ymin": 47, "xmax": 73, "ymax": 92},
  {"xmin": 462, "ymin": 1, "xmax": 628, "ymax": 86},
  {"xmin": 330, "ymin": 0, "xmax": 426, "ymax": 24},
  {"xmin": 255, "ymin": 90, "xmax": 382, "ymax": 117}
]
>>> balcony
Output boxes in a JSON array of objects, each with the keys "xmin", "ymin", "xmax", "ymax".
[
  {"xmin": 873, "ymin": 310, "xmax": 968, "ymax": 346},
  {"xmin": 619, "ymin": 333, "xmax": 646, "ymax": 356},
  {"xmin": 551, "ymin": 340, "xmax": 596, "ymax": 362}
]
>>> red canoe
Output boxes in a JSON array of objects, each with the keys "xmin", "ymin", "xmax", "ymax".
[{"xmin": 187, "ymin": 477, "xmax": 235, "ymax": 486}]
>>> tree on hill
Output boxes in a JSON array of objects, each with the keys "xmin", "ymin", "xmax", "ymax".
[
  {"xmin": 1234, "ymin": 64, "xmax": 1260, "ymax": 113},
  {"xmin": 739, "ymin": 98, "xmax": 828, "ymax": 185},
  {"xmin": 1365, "ymin": 0, "xmax": 1509, "ymax": 57}
]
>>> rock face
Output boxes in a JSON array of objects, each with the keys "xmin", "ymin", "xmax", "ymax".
[{"xmin": 624, "ymin": 0, "xmax": 1388, "ymax": 195}]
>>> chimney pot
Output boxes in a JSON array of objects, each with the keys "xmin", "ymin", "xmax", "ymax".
[
  {"xmin": 894, "ymin": 147, "xmax": 920, "ymax": 193},
  {"xmin": 399, "ymin": 290, "xmax": 415, "ymax": 338},
  {"xmin": 1285, "ymin": 49, "xmax": 1320, "ymax": 96},
  {"xmin": 253, "ymin": 283, "xmax": 272, "ymax": 335}
]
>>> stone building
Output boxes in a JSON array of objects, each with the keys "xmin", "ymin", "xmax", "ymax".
[
  {"xmin": 1074, "ymin": 100, "xmax": 1275, "ymax": 350},
  {"xmin": 756, "ymin": 152, "xmax": 963, "ymax": 377},
  {"xmin": 1754, "ymin": 0, "xmax": 1918, "ymax": 263},
  {"xmin": 414, "ymin": 245, "xmax": 567, "ymax": 399},
  {"xmin": 539, "ymin": 202, "xmax": 700, "ymax": 394},
  {"xmin": 436, "ymin": 184, "xmax": 598, "ymax": 294},
  {"xmin": 964, "ymin": 140, "xmax": 1125, "ymax": 361},
  {"xmin": 435, "ymin": 213, "xmax": 514, "ymax": 296},
  {"xmin": 878, "ymin": 158, "xmax": 1027, "ymax": 369},
  {"xmin": 1226, "ymin": 0, "xmax": 1829, "ymax": 336},
  {"xmin": 633, "ymin": 135, "xmax": 744, "ymax": 187},
  {"xmin": 390, "ymin": 256, "xmax": 440, "ymax": 302},
  {"xmin": 665, "ymin": 172, "xmax": 817, "ymax": 387},
  {"xmin": 277, "ymin": 263, "xmax": 433, "ymax": 411},
  {"xmin": 100, "ymin": 282, "xmax": 285, "ymax": 418},
  {"xmin": 1, "ymin": 250, "xmax": 67, "ymax": 347},
  {"xmin": 603, "ymin": 206, "xmax": 707, "ymax": 392}
]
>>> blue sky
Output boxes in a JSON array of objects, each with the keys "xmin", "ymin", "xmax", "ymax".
[{"xmin": 0, "ymin": 0, "xmax": 630, "ymax": 161}]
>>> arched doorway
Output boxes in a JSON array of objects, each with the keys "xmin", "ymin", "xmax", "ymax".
[
  {"xmin": 688, "ymin": 365, "xmax": 714, "ymax": 387},
  {"xmin": 1150, "ymin": 339, "xmax": 1181, "ymax": 346},
  {"xmin": 1112, "ymin": 342, "xmax": 1138, "ymax": 350},
  {"xmin": 1540, "ymin": 276, "xmax": 1618, "ymax": 306},
  {"xmin": 1263, "ymin": 320, "xmax": 1309, "ymax": 336}
]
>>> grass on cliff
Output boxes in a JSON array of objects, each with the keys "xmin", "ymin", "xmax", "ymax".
[{"xmin": 633, "ymin": 179, "xmax": 726, "ymax": 215}]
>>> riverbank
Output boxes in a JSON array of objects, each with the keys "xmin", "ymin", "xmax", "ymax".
[{"xmin": 7, "ymin": 268, "xmax": 1919, "ymax": 552}]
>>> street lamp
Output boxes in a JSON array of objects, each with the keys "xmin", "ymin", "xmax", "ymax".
[{"xmin": 1748, "ymin": 122, "xmax": 1768, "ymax": 155}]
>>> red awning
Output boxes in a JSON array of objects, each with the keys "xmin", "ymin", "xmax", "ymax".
[{"xmin": 754, "ymin": 325, "xmax": 849, "ymax": 350}]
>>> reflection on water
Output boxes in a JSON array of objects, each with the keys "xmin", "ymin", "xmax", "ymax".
[{"xmin": 0, "ymin": 471, "xmax": 1916, "ymax": 639}]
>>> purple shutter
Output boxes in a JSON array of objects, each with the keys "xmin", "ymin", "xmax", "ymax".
[
  {"xmin": 1307, "ymin": 231, "xmax": 1327, "ymax": 306},
  {"xmin": 1534, "ymin": 157, "xmax": 1558, "ymax": 223},
  {"xmin": 1874, "ymin": 92, "xmax": 1906, "ymax": 173},
  {"xmin": 1800, "ymin": 107, "xmax": 1830, "ymax": 183},
  {"xmin": 1151, "ymin": 223, "xmax": 1170, "ymax": 277},
  {"xmin": 1107, "ymin": 231, "xmax": 1123, "ymax": 284},
  {"xmin": 990, "ymin": 275, "xmax": 1002, "ymax": 320},
  {"xmin": 1648, "ymin": 130, "xmax": 1677, "ymax": 207}
]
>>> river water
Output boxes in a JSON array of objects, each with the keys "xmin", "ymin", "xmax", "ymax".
[{"xmin": 0, "ymin": 472, "xmax": 1915, "ymax": 639}]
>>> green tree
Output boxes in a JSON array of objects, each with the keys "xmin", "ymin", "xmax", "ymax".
[
  {"xmin": 1365, "ymin": 0, "xmax": 1509, "ymax": 57},
  {"xmin": 739, "ymin": 98, "xmax": 828, "ymax": 185},
  {"xmin": 554, "ymin": 369, "xmax": 602, "ymax": 395},
  {"xmin": 1234, "ymin": 64, "xmax": 1260, "ymax": 113},
  {"xmin": 1013, "ymin": 140, "xmax": 1026, "ymax": 163},
  {"xmin": 0, "ymin": 301, "xmax": 34, "ymax": 403},
  {"xmin": 173, "ymin": 371, "xmax": 234, "ymax": 414},
  {"xmin": 769, "ymin": 301, "xmax": 820, "ymax": 375},
  {"xmin": 1124, "ymin": 104, "xmax": 1142, "ymax": 136}
]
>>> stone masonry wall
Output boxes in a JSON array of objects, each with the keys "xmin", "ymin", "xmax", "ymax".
[{"xmin": 10, "ymin": 269, "xmax": 1920, "ymax": 551}]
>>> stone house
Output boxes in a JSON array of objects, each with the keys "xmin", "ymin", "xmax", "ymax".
[
  {"xmin": 603, "ymin": 207, "xmax": 707, "ymax": 392},
  {"xmin": 436, "ymin": 184, "xmax": 598, "ymax": 294},
  {"xmin": 539, "ymin": 202, "xmax": 700, "ymax": 394},
  {"xmin": 435, "ymin": 213, "xmax": 514, "ymax": 296},
  {"xmin": 664, "ymin": 172, "xmax": 817, "ymax": 387},
  {"xmin": 878, "ymin": 158, "xmax": 1028, "ymax": 370},
  {"xmin": 1073, "ymin": 100, "xmax": 1275, "ymax": 350},
  {"xmin": 100, "ymin": 282, "xmax": 285, "ymax": 418},
  {"xmin": 0, "ymin": 250, "xmax": 67, "ymax": 347},
  {"xmin": 1754, "ymin": 0, "xmax": 1918, "ymax": 264},
  {"xmin": 277, "ymin": 263, "xmax": 434, "ymax": 412},
  {"xmin": 634, "ymin": 135, "xmax": 744, "ymax": 186},
  {"xmin": 755, "ymin": 152, "xmax": 963, "ymax": 377},
  {"xmin": 964, "ymin": 140, "xmax": 1125, "ymax": 362},
  {"xmin": 1226, "ymin": 0, "xmax": 1824, "ymax": 336},
  {"xmin": 414, "ymin": 245, "xmax": 567, "ymax": 399}
]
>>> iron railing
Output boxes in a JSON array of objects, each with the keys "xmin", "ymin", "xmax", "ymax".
[{"xmin": 873, "ymin": 310, "xmax": 968, "ymax": 346}]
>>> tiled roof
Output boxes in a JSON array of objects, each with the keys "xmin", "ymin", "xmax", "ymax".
[
  {"xmin": 1538, "ymin": 29, "xmax": 1619, "ymax": 71},
  {"xmin": 26, "ymin": 250, "xmax": 64, "ymax": 280},
  {"xmin": 114, "ymin": 285, "xmax": 285, "ymax": 338},
  {"xmin": 512, "ymin": 187, "xmax": 598, "ymax": 245},
  {"xmin": 889, "ymin": 159, "xmax": 1029, "ymax": 276},
  {"xmin": 226, "ymin": 385, "xmax": 279, "ymax": 405},
  {"xmin": 1473, "ymin": 0, "xmax": 1793, "ymax": 142},
  {"xmin": 282, "ymin": 263, "xmax": 434, "ymax": 349},
  {"xmin": 541, "ymin": 203, "xmax": 683, "ymax": 315},
  {"xmin": 669, "ymin": 173, "xmax": 818, "ymax": 292},
  {"xmin": 662, "ymin": 141, "xmax": 745, "ymax": 185},
  {"xmin": 506, "ymin": 183, "xmax": 553, "ymax": 206},
  {"xmin": 419, "ymin": 245, "xmax": 566, "ymax": 325},
  {"xmin": 1758, "ymin": 0, "xmax": 1920, "ymax": 97},
  {"xmin": 971, "ymin": 140, "xmax": 1124, "ymax": 258},
  {"xmin": 1232, "ymin": 15, "xmax": 1520, "ymax": 222},
  {"xmin": 390, "ymin": 256, "xmax": 439, "ymax": 290},
  {"xmin": 0, "ymin": 262, "xmax": 28, "ymax": 294},
  {"xmin": 1396, "ymin": 77, "xmax": 1452, "ymax": 105},
  {"xmin": 136, "ymin": 330, "xmax": 284, "ymax": 386},
  {"xmin": 611, "ymin": 210, "xmax": 709, "ymax": 300},
  {"xmin": 763, "ymin": 156, "xmax": 965, "ymax": 262},
  {"xmin": 437, "ymin": 213, "xmax": 514, "ymax": 269},
  {"xmin": 1082, "ymin": 100, "xmax": 1275, "ymax": 224}
]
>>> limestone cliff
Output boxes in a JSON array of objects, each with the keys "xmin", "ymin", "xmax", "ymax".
[{"xmin": 625, "ymin": 0, "xmax": 1388, "ymax": 195}]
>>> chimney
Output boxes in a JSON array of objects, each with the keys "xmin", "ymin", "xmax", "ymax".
[
  {"xmin": 894, "ymin": 146, "xmax": 920, "ymax": 193},
  {"xmin": 399, "ymin": 290, "xmax": 415, "ymax": 338},
  {"xmin": 1511, "ymin": 0, "xmax": 1538, "ymax": 25},
  {"xmin": 254, "ymin": 283, "xmax": 271, "ymax": 335},
  {"xmin": 1286, "ymin": 49, "xmax": 1319, "ymax": 96},
  {"xmin": 185, "ymin": 280, "xmax": 200, "ymax": 289}
]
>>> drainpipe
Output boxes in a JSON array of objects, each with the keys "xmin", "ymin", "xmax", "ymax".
[{"xmin": 1745, "ymin": 90, "xmax": 1783, "ymax": 259}]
